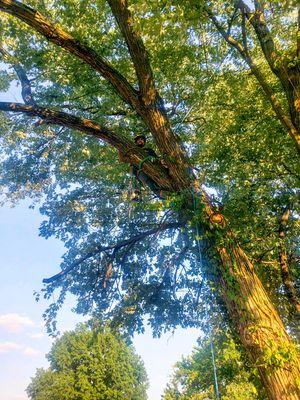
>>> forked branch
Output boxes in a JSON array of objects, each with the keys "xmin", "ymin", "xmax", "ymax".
[
  {"xmin": 0, "ymin": 0, "xmax": 139, "ymax": 109},
  {"xmin": 0, "ymin": 101, "xmax": 175, "ymax": 190},
  {"xmin": 236, "ymin": 0, "xmax": 280, "ymax": 74},
  {"xmin": 205, "ymin": 4, "xmax": 300, "ymax": 154},
  {"xmin": 0, "ymin": 0, "xmax": 193, "ymax": 188}
]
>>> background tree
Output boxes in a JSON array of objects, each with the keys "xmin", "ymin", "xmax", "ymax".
[
  {"xmin": 26, "ymin": 323, "xmax": 148, "ymax": 400},
  {"xmin": 0, "ymin": 1, "xmax": 299, "ymax": 399},
  {"xmin": 163, "ymin": 329, "xmax": 267, "ymax": 400}
]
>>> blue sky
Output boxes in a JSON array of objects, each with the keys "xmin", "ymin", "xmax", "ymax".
[
  {"xmin": 0, "ymin": 84, "xmax": 201, "ymax": 400},
  {"xmin": 0, "ymin": 200, "xmax": 200, "ymax": 400}
]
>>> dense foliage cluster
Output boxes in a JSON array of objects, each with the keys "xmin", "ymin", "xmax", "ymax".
[
  {"xmin": 0, "ymin": 0, "xmax": 298, "ymax": 336},
  {"xmin": 0, "ymin": 1, "xmax": 299, "ymax": 397},
  {"xmin": 163, "ymin": 330, "xmax": 267, "ymax": 400},
  {"xmin": 26, "ymin": 324, "xmax": 148, "ymax": 400}
]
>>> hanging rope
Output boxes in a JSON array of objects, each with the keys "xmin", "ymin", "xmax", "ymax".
[
  {"xmin": 191, "ymin": 189, "xmax": 220, "ymax": 400},
  {"xmin": 173, "ymin": 104, "xmax": 195, "ymax": 134},
  {"xmin": 210, "ymin": 340, "xmax": 221, "ymax": 400}
]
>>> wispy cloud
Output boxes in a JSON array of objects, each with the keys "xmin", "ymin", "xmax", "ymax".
[
  {"xmin": 0, "ymin": 341, "xmax": 41, "ymax": 357},
  {"xmin": 28, "ymin": 332, "xmax": 44, "ymax": 339},
  {"xmin": 0, "ymin": 313, "xmax": 35, "ymax": 333},
  {"xmin": 0, "ymin": 341, "xmax": 22, "ymax": 353},
  {"xmin": 22, "ymin": 347, "xmax": 41, "ymax": 357}
]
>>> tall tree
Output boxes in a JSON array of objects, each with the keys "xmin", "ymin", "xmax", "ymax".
[
  {"xmin": 0, "ymin": 1, "xmax": 299, "ymax": 399},
  {"xmin": 163, "ymin": 330, "xmax": 267, "ymax": 400},
  {"xmin": 26, "ymin": 323, "xmax": 148, "ymax": 400}
]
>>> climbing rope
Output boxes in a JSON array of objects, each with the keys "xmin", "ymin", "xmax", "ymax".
[
  {"xmin": 192, "ymin": 189, "xmax": 220, "ymax": 400},
  {"xmin": 210, "ymin": 341, "xmax": 221, "ymax": 400}
]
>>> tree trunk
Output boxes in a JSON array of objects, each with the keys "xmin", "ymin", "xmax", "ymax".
[
  {"xmin": 187, "ymin": 190, "xmax": 300, "ymax": 400},
  {"xmin": 278, "ymin": 208, "xmax": 300, "ymax": 315},
  {"xmin": 216, "ymin": 233, "xmax": 300, "ymax": 400}
]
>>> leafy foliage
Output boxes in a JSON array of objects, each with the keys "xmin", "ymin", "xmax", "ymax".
[
  {"xmin": 1, "ymin": 2, "xmax": 300, "ymax": 396},
  {"xmin": 26, "ymin": 323, "xmax": 148, "ymax": 400},
  {"xmin": 0, "ymin": 0, "xmax": 299, "ymax": 337},
  {"xmin": 162, "ymin": 330, "xmax": 267, "ymax": 400}
]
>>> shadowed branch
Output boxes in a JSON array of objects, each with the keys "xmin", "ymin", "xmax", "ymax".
[
  {"xmin": 0, "ymin": 101, "xmax": 176, "ymax": 190},
  {"xmin": 0, "ymin": 46, "xmax": 36, "ymax": 105},
  {"xmin": 43, "ymin": 221, "xmax": 183, "ymax": 283}
]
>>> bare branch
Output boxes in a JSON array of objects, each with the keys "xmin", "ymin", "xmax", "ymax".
[
  {"xmin": 43, "ymin": 222, "xmax": 183, "ymax": 283},
  {"xmin": 0, "ymin": 0, "xmax": 139, "ymax": 109},
  {"xmin": 0, "ymin": 47, "xmax": 36, "ymax": 105}
]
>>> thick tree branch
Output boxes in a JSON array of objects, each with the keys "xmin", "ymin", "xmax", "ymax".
[
  {"xmin": 0, "ymin": 0, "xmax": 193, "ymax": 189},
  {"xmin": 0, "ymin": 0, "xmax": 139, "ymax": 109},
  {"xmin": 0, "ymin": 47, "xmax": 36, "ymax": 105},
  {"xmin": 106, "ymin": 0, "xmax": 192, "ymax": 188},
  {"xmin": 43, "ymin": 221, "xmax": 183, "ymax": 283},
  {"xmin": 107, "ymin": 0, "xmax": 156, "ymax": 105},
  {"xmin": 0, "ymin": 101, "xmax": 176, "ymax": 191},
  {"xmin": 237, "ymin": 0, "xmax": 280, "ymax": 74}
]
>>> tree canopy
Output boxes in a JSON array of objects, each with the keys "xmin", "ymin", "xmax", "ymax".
[
  {"xmin": 0, "ymin": 1, "xmax": 299, "ymax": 399},
  {"xmin": 26, "ymin": 323, "xmax": 148, "ymax": 400},
  {"xmin": 163, "ymin": 329, "xmax": 267, "ymax": 400}
]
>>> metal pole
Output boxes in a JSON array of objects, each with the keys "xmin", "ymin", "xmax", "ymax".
[{"xmin": 210, "ymin": 341, "xmax": 221, "ymax": 400}]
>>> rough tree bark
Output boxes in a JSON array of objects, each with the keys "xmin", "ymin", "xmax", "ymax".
[
  {"xmin": 278, "ymin": 208, "xmax": 300, "ymax": 315},
  {"xmin": 0, "ymin": 1, "xmax": 299, "ymax": 399},
  {"xmin": 200, "ymin": 193, "xmax": 300, "ymax": 400},
  {"xmin": 217, "ymin": 232, "xmax": 300, "ymax": 400}
]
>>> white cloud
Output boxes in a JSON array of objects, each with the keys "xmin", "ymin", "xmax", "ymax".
[
  {"xmin": 22, "ymin": 346, "xmax": 41, "ymax": 357},
  {"xmin": 0, "ymin": 341, "xmax": 41, "ymax": 357},
  {"xmin": 13, "ymin": 396, "xmax": 28, "ymax": 400},
  {"xmin": 0, "ymin": 341, "xmax": 22, "ymax": 353},
  {"xmin": 0, "ymin": 313, "xmax": 35, "ymax": 333},
  {"xmin": 28, "ymin": 332, "xmax": 44, "ymax": 339}
]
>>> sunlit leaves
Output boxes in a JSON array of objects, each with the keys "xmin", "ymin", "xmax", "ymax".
[
  {"xmin": 26, "ymin": 323, "xmax": 148, "ymax": 400},
  {"xmin": 0, "ymin": 0, "xmax": 299, "ymax": 336},
  {"xmin": 163, "ymin": 330, "xmax": 266, "ymax": 400}
]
